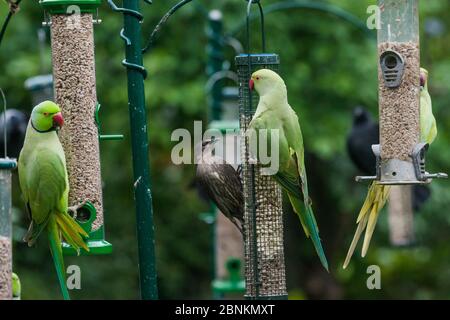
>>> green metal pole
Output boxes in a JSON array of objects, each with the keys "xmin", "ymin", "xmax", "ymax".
[
  {"xmin": 122, "ymin": 0, "xmax": 158, "ymax": 300},
  {"xmin": 206, "ymin": 10, "xmax": 224, "ymax": 122}
]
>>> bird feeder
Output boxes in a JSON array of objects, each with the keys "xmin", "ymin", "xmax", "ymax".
[
  {"xmin": 234, "ymin": 0, "xmax": 287, "ymax": 300},
  {"xmin": 40, "ymin": 0, "xmax": 112, "ymax": 255},
  {"xmin": 0, "ymin": 158, "xmax": 16, "ymax": 300},
  {"xmin": 355, "ymin": 0, "xmax": 447, "ymax": 246},
  {"xmin": 358, "ymin": 0, "xmax": 446, "ymax": 185}
]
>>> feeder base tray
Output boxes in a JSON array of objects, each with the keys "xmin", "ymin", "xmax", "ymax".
[{"xmin": 62, "ymin": 239, "xmax": 112, "ymax": 256}]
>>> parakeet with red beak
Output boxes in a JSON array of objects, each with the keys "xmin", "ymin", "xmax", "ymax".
[
  {"xmin": 343, "ymin": 67, "xmax": 436, "ymax": 268},
  {"xmin": 18, "ymin": 101, "xmax": 88, "ymax": 300},
  {"xmin": 248, "ymin": 69, "xmax": 329, "ymax": 271}
]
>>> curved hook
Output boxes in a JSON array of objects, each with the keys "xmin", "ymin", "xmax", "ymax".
[
  {"xmin": 246, "ymin": 0, "xmax": 266, "ymax": 53},
  {"xmin": 234, "ymin": 0, "xmax": 374, "ymax": 40},
  {"xmin": 205, "ymin": 71, "xmax": 238, "ymax": 94},
  {"xmin": 0, "ymin": 0, "xmax": 22, "ymax": 49},
  {"xmin": 224, "ymin": 36, "xmax": 244, "ymax": 55},
  {"xmin": 107, "ymin": 0, "xmax": 144, "ymax": 20},
  {"xmin": 142, "ymin": 0, "xmax": 195, "ymax": 54}
]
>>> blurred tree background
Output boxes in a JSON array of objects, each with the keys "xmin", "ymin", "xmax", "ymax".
[{"xmin": 1, "ymin": 0, "xmax": 450, "ymax": 299}]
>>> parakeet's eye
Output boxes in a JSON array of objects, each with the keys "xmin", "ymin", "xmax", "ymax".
[
  {"xmin": 43, "ymin": 112, "xmax": 49, "ymax": 116},
  {"xmin": 256, "ymin": 76, "xmax": 260, "ymax": 80}
]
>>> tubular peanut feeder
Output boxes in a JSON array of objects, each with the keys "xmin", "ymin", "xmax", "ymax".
[
  {"xmin": 356, "ymin": 0, "xmax": 447, "ymax": 246},
  {"xmin": 40, "ymin": 0, "xmax": 112, "ymax": 255}
]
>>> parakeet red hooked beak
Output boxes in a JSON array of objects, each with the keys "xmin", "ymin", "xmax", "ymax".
[
  {"xmin": 52, "ymin": 112, "xmax": 64, "ymax": 128},
  {"xmin": 249, "ymin": 78, "xmax": 254, "ymax": 91}
]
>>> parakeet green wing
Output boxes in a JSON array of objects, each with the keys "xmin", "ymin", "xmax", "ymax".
[
  {"xmin": 19, "ymin": 148, "xmax": 67, "ymax": 244},
  {"xmin": 276, "ymin": 110, "xmax": 328, "ymax": 271}
]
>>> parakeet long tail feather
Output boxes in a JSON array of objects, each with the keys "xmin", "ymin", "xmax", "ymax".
[
  {"xmin": 288, "ymin": 193, "xmax": 329, "ymax": 271},
  {"xmin": 47, "ymin": 215, "xmax": 70, "ymax": 300},
  {"xmin": 55, "ymin": 211, "xmax": 89, "ymax": 253},
  {"xmin": 362, "ymin": 185, "xmax": 390, "ymax": 257},
  {"xmin": 343, "ymin": 214, "xmax": 369, "ymax": 269},
  {"xmin": 343, "ymin": 183, "xmax": 390, "ymax": 269}
]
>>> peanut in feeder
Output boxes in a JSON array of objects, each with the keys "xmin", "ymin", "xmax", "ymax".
[{"xmin": 40, "ymin": 0, "xmax": 112, "ymax": 255}]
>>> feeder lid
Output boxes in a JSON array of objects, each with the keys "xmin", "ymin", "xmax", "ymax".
[
  {"xmin": 24, "ymin": 74, "xmax": 53, "ymax": 91},
  {"xmin": 235, "ymin": 53, "xmax": 279, "ymax": 66},
  {"xmin": 0, "ymin": 158, "xmax": 17, "ymax": 170},
  {"xmin": 40, "ymin": 0, "xmax": 102, "ymax": 14}
]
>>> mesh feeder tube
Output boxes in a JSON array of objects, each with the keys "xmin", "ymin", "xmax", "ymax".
[
  {"xmin": 0, "ymin": 159, "xmax": 16, "ymax": 300},
  {"xmin": 40, "ymin": 0, "xmax": 112, "ymax": 254},
  {"xmin": 236, "ymin": 54, "xmax": 288, "ymax": 300}
]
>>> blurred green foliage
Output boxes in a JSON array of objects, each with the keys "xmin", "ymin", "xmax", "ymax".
[{"xmin": 1, "ymin": 0, "xmax": 450, "ymax": 299}]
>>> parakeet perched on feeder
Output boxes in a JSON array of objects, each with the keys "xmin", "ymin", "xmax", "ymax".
[
  {"xmin": 343, "ymin": 68, "xmax": 436, "ymax": 269},
  {"xmin": 196, "ymin": 138, "xmax": 244, "ymax": 233},
  {"xmin": 18, "ymin": 101, "xmax": 89, "ymax": 300},
  {"xmin": 248, "ymin": 69, "xmax": 329, "ymax": 271},
  {"xmin": 12, "ymin": 272, "xmax": 21, "ymax": 300}
]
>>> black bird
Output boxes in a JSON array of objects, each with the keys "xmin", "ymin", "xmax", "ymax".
[
  {"xmin": 347, "ymin": 107, "xmax": 379, "ymax": 175},
  {"xmin": 196, "ymin": 138, "xmax": 244, "ymax": 233},
  {"xmin": 0, "ymin": 109, "xmax": 28, "ymax": 159},
  {"xmin": 347, "ymin": 107, "xmax": 431, "ymax": 211}
]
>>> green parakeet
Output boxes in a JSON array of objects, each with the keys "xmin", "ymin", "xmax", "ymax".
[
  {"xmin": 248, "ymin": 69, "xmax": 328, "ymax": 271},
  {"xmin": 18, "ymin": 101, "xmax": 89, "ymax": 300},
  {"xmin": 343, "ymin": 68, "xmax": 436, "ymax": 269},
  {"xmin": 12, "ymin": 272, "xmax": 20, "ymax": 300},
  {"xmin": 420, "ymin": 68, "xmax": 437, "ymax": 144}
]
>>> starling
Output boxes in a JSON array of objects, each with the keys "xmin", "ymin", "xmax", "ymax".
[{"xmin": 196, "ymin": 138, "xmax": 244, "ymax": 233}]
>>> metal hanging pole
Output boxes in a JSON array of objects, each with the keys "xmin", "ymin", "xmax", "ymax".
[
  {"xmin": 206, "ymin": 10, "xmax": 225, "ymax": 122},
  {"xmin": 109, "ymin": 0, "xmax": 158, "ymax": 300},
  {"xmin": 122, "ymin": 0, "xmax": 158, "ymax": 300}
]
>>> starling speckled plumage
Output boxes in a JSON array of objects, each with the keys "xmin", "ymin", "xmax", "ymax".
[{"xmin": 196, "ymin": 138, "xmax": 244, "ymax": 233}]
